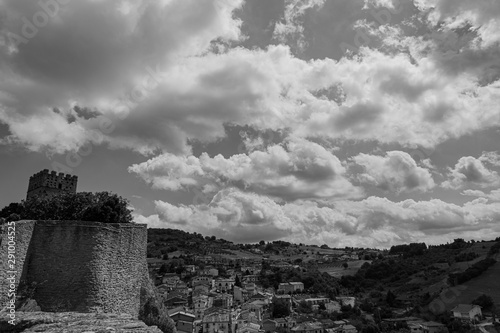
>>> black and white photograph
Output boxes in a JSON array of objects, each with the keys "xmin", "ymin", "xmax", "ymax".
[{"xmin": 0, "ymin": 0, "xmax": 499, "ymax": 332}]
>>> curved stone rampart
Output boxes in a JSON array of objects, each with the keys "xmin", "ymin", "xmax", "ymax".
[{"xmin": 0, "ymin": 220, "xmax": 147, "ymax": 317}]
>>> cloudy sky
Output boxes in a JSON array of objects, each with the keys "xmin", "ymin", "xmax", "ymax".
[{"xmin": 1, "ymin": 0, "xmax": 500, "ymax": 248}]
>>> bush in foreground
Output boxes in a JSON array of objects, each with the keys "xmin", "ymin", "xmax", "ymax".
[{"xmin": 139, "ymin": 274, "xmax": 176, "ymax": 333}]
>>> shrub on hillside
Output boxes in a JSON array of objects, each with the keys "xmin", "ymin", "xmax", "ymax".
[
  {"xmin": 472, "ymin": 294, "xmax": 494, "ymax": 311},
  {"xmin": 448, "ymin": 257, "xmax": 497, "ymax": 285},
  {"xmin": 454, "ymin": 252, "xmax": 478, "ymax": 262},
  {"xmin": 389, "ymin": 243, "xmax": 427, "ymax": 257},
  {"xmin": 0, "ymin": 192, "xmax": 133, "ymax": 223},
  {"xmin": 489, "ymin": 241, "xmax": 500, "ymax": 256}
]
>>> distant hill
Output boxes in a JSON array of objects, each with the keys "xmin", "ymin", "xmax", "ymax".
[
  {"xmin": 145, "ymin": 228, "xmax": 352, "ymax": 260},
  {"xmin": 337, "ymin": 238, "xmax": 500, "ymax": 315},
  {"xmin": 146, "ymin": 228, "xmax": 237, "ymax": 258}
]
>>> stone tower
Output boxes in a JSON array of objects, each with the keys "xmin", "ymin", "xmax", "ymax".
[{"xmin": 26, "ymin": 169, "xmax": 78, "ymax": 200}]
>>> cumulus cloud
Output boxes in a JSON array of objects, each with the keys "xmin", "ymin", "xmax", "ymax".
[
  {"xmin": 351, "ymin": 151, "xmax": 435, "ymax": 194},
  {"xmin": 442, "ymin": 153, "xmax": 500, "ymax": 189},
  {"xmin": 0, "ymin": 0, "xmax": 244, "ymax": 154},
  {"xmin": 1, "ymin": 0, "xmax": 500, "ymax": 156},
  {"xmin": 294, "ymin": 48, "xmax": 500, "ymax": 149},
  {"xmin": 415, "ymin": 0, "xmax": 500, "ymax": 47},
  {"xmin": 129, "ymin": 138, "xmax": 364, "ymax": 201},
  {"xmin": 111, "ymin": 42, "xmax": 500, "ymax": 154},
  {"xmin": 135, "ymin": 188, "xmax": 500, "ymax": 247},
  {"xmin": 272, "ymin": 0, "xmax": 327, "ymax": 52},
  {"xmin": 479, "ymin": 151, "xmax": 500, "ymax": 166},
  {"xmin": 0, "ymin": 106, "xmax": 95, "ymax": 154},
  {"xmin": 363, "ymin": 0, "xmax": 402, "ymax": 10},
  {"xmin": 462, "ymin": 189, "xmax": 500, "ymax": 202}
]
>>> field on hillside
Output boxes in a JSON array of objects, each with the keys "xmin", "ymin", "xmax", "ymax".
[
  {"xmin": 450, "ymin": 241, "xmax": 497, "ymax": 272},
  {"xmin": 318, "ymin": 260, "xmax": 372, "ymax": 277},
  {"xmin": 224, "ymin": 246, "xmax": 346, "ymax": 262},
  {"xmin": 461, "ymin": 241, "xmax": 496, "ymax": 256},
  {"xmin": 298, "ymin": 246, "xmax": 345, "ymax": 255},
  {"xmin": 222, "ymin": 250, "xmax": 264, "ymax": 259},
  {"xmin": 434, "ymin": 252, "xmax": 500, "ymax": 315}
]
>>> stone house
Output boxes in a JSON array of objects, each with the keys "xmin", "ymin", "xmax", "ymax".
[
  {"xmin": 202, "ymin": 307, "xmax": 232, "ymax": 333},
  {"xmin": 278, "ymin": 282, "xmax": 304, "ymax": 294},
  {"xmin": 451, "ymin": 304, "xmax": 482, "ymax": 322},
  {"xmin": 242, "ymin": 275, "xmax": 260, "ymax": 284},
  {"xmin": 170, "ymin": 310, "xmax": 196, "ymax": 333},
  {"xmin": 291, "ymin": 322, "xmax": 323, "ymax": 333},
  {"xmin": 193, "ymin": 276, "xmax": 214, "ymax": 288},
  {"xmin": 236, "ymin": 322, "xmax": 261, "ymax": 333},
  {"xmin": 193, "ymin": 294, "xmax": 212, "ymax": 320},
  {"xmin": 216, "ymin": 278, "xmax": 235, "ymax": 292}
]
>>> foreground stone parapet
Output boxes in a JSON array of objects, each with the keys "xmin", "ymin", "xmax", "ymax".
[{"xmin": 0, "ymin": 312, "xmax": 163, "ymax": 333}]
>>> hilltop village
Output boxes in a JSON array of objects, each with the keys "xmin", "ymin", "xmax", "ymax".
[{"xmin": 146, "ymin": 229, "xmax": 500, "ymax": 333}]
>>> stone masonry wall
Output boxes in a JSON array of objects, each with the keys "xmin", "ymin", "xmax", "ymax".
[
  {"xmin": 0, "ymin": 221, "xmax": 36, "ymax": 310},
  {"xmin": 0, "ymin": 220, "xmax": 147, "ymax": 317}
]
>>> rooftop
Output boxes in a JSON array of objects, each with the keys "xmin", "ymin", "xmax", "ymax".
[
  {"xmin": 422, "ymin": 321, "xmax": 445, "ymax": 327},
  {"xmin": 452, "ymin": 304, "xmax": 481, "ymax": 312},
  {"xmin": 169, "ymin": 311, "xmax": 196, "ymax": 318},
  {"xmin": 291, "ymin": 322, "xmax": 323, "ymax": 331}
]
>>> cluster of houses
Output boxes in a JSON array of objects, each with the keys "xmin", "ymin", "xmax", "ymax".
[
  {"xmin": 150, "ymin": 257, "xmax": 367, "ymax": 333},
  {"xmin": 149, "ymin": 252, "xmax": 494, "ymax": 333},
  {"xmin": 165, "ymin": 287, "xmax": 364, "ymax": 333},
  {"xmin": 380, "ymin": 304, "xmax": 490, "ymax": 333}
]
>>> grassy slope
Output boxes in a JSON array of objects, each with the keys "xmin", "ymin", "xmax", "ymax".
[
  {"xmin": 450, "ymin": 241, "xmax": 496, "ymax": 273},
  {"xmin": 318, "ymin": 260, "xmax": 372, "ymax": 277},
  {"xmin": 439, "ymin": 251, "xmax": 500, "ymax": 314}
]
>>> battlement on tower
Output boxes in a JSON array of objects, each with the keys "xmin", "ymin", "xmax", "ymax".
[{"xmin": 26, "ymin": 169, "xmax": 78, "ymax": 200}]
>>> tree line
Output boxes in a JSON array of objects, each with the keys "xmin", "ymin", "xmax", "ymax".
[{"xmin": 0, "ymin": 192, "xmax": 133, "ymax": 224}]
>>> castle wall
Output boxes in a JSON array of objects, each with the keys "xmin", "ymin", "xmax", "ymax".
[
  {"xmin": 0, "ymin": 221, "xmax": 36, "ymax": 309},
  {"xmin": 0, "ymin": 220, "xmax": 147, "ymax": 317},
  {"xmin": 26, "ymin": 170, "xmax": 77, "ymax": 200},
  {"xmin": 26, "ymin": 187, "xmax": 68, "ymax": 200}
]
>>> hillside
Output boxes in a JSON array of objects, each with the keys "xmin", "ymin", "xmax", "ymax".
[
  {"xmin": 435, "ymin": 251, "xmax": 500, "ymax": 314},
  {"xmin": 146, "ymin": 228, "xmax": 356, "ymax": 261},
  {"xmin": 318, "ymin": 260, "xmax": 373, "ymax": 278},
  {"xmin": 147, "ymin": 229, "xmax": 500, "ymax": 314},
  {"xmin": 147, "ymin": 228, "xmax": 240, "ymax": 258},
  {"xmin": 335, "ymin": 238, "xmax": 500, "ymax": 316}
]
